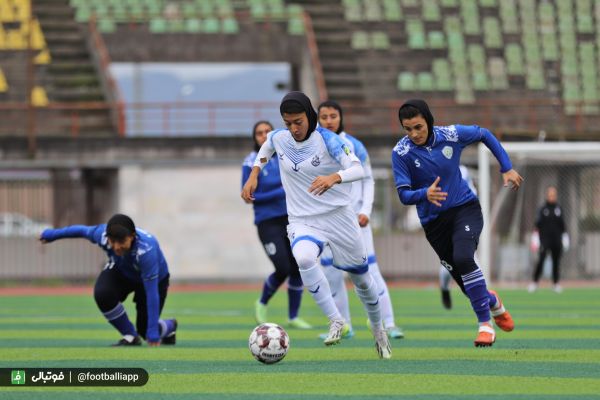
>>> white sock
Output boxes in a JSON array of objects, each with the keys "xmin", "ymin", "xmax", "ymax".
[
  {"xmin": 439, "ymin": 265, "xmax": 452, "ymax": 291},
  {"xmin": 293, "ymin": 240, "xmax": 341, "ymax": 321},
  {"xmin": 323, "ymin": 265, "xmax": 352, "ymax": 329},
  {"xmin": 369, "ymin": 262, "xmax": 395, "ymax": 328},
  {"xmin": 123, "ymin": 334, "xmax": 135, "ymax": 343},
  {"xmin": 349, "ymin": 271, "xmax": 382, "ymax": 328}
]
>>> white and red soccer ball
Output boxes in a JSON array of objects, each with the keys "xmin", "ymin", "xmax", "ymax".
[{"xmin": 248, "ymin": 323, "xmax": 289, "ymax": 364}]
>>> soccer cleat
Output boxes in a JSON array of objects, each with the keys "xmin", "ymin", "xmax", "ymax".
[
  {"xmin": 489, "ymin": 290, "xmax": 514, "ymax": 332},
  {"xmin": 527, "ymin": 282, "xmax": 537, "ymax": 293},
  {"xmin": 254, "ymin": 300, "xmax": 267, "ymax": 324},
  {"xmin": 386, "ymin": 326, "xmax": 405, "ymax": 339},
  {"xmin": 319, "ymin": 328, "xmax": 354, "ymax": 340},
  {"xmin": 441, "ymin": 288, "xmax": 452, "ymax": 309},
  {"xmin": 474, "ymin": 322, "xmax": 495, "ymax": 347},
  {"xmin": 161, "ymin": 319, "xmax": 178, "ymax": 345},
  {"xmin": 553, "ymin": 284, "xmax": 563, "ymax": 294},
  {"xmin": 372, "ymin": 325, "xmax": 392, "ymax": 359},
  {"xmin": 323, "ymin": 318, "xmax": 349, "ymax": 346},
  {"xmin": 288, "ymin": 317, "xmax": 313, "ymax": 330},
  {"xmin": 112, "ymin": 335, "xmax": 142, "ymax": 347}
]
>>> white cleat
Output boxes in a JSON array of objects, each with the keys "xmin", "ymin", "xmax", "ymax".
[
  {"xmin": 323, "ymin": 318, "xmax": 349, "ymax": 346},
  {"xmin": 373, "ymin": 326, "xmax": 392, "ymax": 359},
  {"xmin": 527, "ymin": 282, "xmax": 537, "ymax": 293}
]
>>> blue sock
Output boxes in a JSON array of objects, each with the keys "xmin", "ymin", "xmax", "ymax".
[
  {"xmin": 488, "ymin": 291, "xmax": 498, "ymax": 308},
  {"xmin": 461, "ymin": 269, "xmax": 491, "ymax": 323},
  {"xmin": 159, "ymin": 319, "xmax": 176, "ymax": 338},
  {"xmin": 287, "ymin": 275, "xmax": 303, "ymax": 320},
  {"xmin": 260, "ymin": 273, "xmax": 285, "ymax": 305},
  {"xmin": 103, "ymin": 303, "xmax": 137, "ymax": 336}
]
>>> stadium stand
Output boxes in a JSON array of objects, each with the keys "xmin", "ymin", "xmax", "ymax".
[{"xmin": 1, "ymin": 0, "xmax": 599, "ymax": 137}]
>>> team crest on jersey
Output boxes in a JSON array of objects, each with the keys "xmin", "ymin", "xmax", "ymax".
[
  {"xmin": 311, "ymin": 155, "xmax": 321, "ymax": 166},
  {"xmin": 442, "ymin": 146, "xmax": 453, "ymax": 159},
  {"xmin": 342, "ymin": 144, "xmax": 351, "ymax": 155}
]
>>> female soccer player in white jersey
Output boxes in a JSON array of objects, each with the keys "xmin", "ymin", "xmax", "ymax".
[
  {"xmin": 317, "ymin": 100, "xmax": 404, "ymax": 340},
  {"xmin": 242, "ymin": 91, "xmax": 391, "ymax": 359}
]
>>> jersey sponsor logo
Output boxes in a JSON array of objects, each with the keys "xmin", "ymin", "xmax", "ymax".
[
  {"xmin": 414, "ymin": 159, "xmax": 421, "ymax": 168},
  {"xmin": 441, "ymin": 260, "xmax": 453, "ymax": 271},
  {"xmin": 442, "ymin": 146, "xmax": 453, "ymax": 159},
  {"xmin": 264, "ymin": 242, "xmax": 277, "ymax": 256},
  {"xmin": 311, "ymin": 155, "xmax": 321, "ymax": 166}
]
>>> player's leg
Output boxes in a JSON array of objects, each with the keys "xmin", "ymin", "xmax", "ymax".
[
  {"xmin": 254, "ymin": 217, "xmax": 290, "ymax": 323},
  {"xmin": 285, "ymin": 236, "xmax": 312, "ymax": 328},
  {"xmin": 439, "ymin": 265, "xmax": 452, "ymax": 309},
  {"xmin": 550, "ymin": 242, "xmax": 562, "ymax": 293},
  {"xmin": 329, "ymin": 206, "xmax": 390, "ymax": 358},
  {"xmin": 362, "ymin": 226, "xmax": 403, "ymax": 339},
  {"xmin": 288, "ymin": 221, "xmax": 346, "ymax": 345},
  {"xmin": 530, "ymin": 246, "xmax": 548, "ymax": 292},
  {"xmin": 93, "ymin": 266, "xmax": 139, "ymax": 346},
  {"xmin": 155, "ymin": 275, "xmax": 177, "ymax": 344},
  {"xmin": 321, "ymin": 245, "xmax": 353, "ymax": 334},
  {"xmin": 453, "ymin": 202, "xmax": 513, "ymax": 345}
]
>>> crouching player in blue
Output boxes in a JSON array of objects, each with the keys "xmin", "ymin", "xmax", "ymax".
[
  {"xmin": 392, "ymin": 99, "xmax": 523, "ymax": 347},
  {"xmin": 40, "ymin": 214, "xmax": 177, "ymax": 346}
]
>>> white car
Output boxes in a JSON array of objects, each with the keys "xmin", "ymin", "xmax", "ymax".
[{"xmin": 0, "ymin": 212, "xmax": 52, "ymax": 237}]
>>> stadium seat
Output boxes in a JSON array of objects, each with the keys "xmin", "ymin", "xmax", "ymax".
[
  {"xmin": 149, "ymin": 17, "xmax": 168, "ymax": 33},
  {"xmin": 432, "ymin": 58, "xmax": 454, "ymax": 90},
  {"xmin": 440, "ymin": 0, "xmax": 459, "ymax": 6},
  {"xmin": 185, "ymin": 18, "xmax": 202, "ymax": 33},
  {"xmin": 461, "ymin": 0, "xmax": 481, "ymax": 35},
  {"xmin": 397, "ymin": 71, "xmax": 416, "ymax": 91},
  {"xmin": 365, "ymin": 0, "xmax": 383, "ymax": 21},
  {"xmin": 417, "ymin": 72, "xmax": 435, "ymax": 91},
  {"xmin": 479, "ymin": 0, "xmax": 497, "ymax": 7},
  {"xmin": 428, "ymin": 31, "xmax": 445, "ymax": 49},
  {"xmin": 382, "ymin": 0, "xmax": 402, "ymax": 21},
  {"xmin": 422, "ymin": 0, "xmax": 441, "ymax": 21},
  {"xmin": 222, "ymin": 17, "xmax": 239, "ymax": 34},
  {"xmin": 372, "ymin": 31, "xmax": 390, "ymax": 49},
  {"xmin": 343, "ymin": 0, "xmax": 362, "ymax": 22},
  {"xmin": 406, "ymin": 19, "xmax": 426, "ymax": 49},
  {"xmin": 489, "ymin": 57, "xmax": 508, "ymax": 89},
  {"xmin": 0, "ymin": 67, "xmax": 8, "ymax": 92},
  {"xmin": 351, "ymin": 31, "xmax": 370, "ymax": 50},
  {"xmin": 31, "ymin": 86, "xmax": 48, "ymax": 107},
  {"xmin": 499, "ymin": 0, "xmax": 519, "ymax": 33},
  {"xmin": 505, "ymin": 43, "xmax": 525, "ymax": 75},
  {"xmin": 203, "ymin": 18, "xmax": 220, "ymax": 34},
  {"xmin": 483, "ymin": 17, "xmax": 502, "ymax": 48}
]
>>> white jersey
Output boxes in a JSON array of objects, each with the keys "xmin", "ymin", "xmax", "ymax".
[
  {"xmin": 254, "ymin": 126, "xmax": 362, "ymax": 217},
  {"xmin": 338, "ymin": 131, "xmax": 375, "ymax": 217}
]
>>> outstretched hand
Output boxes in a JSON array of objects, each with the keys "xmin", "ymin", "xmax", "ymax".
[
  {"xmin": 427, "ymin": 176, "xmax": 448, "ymax": 207},
  {"xmin": 309, "ymin": 173, "xmax": 341, "ymax": 196},
  {"xmin": 502, "ymin": 169, "xmax": 524, "ymax": 191}
]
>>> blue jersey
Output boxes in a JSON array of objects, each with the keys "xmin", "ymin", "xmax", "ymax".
[
  {"xmin": 392, "ymin": 124, "xmax": 512, "ymax": 226},
  {"xmin": 41, "ymin": 224, "xmax": 169, "ymax": 341},
  {"xmin": 242, "ymin": 151, "xmax": 287, "ymax": 225}
]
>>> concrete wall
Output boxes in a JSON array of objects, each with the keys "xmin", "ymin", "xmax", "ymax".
[{"xmin": 118, "ymin": 164, "xmax": 272, "ymax": 281}]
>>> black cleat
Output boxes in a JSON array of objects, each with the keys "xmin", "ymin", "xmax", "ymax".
[
  {"xmin": 161, "ymin": 319, "xmax": 178, "ymax": 345},
  {"xmin": 441, "ymin": 289, "xmax": 452, "ymax": 310},
  {"xmin": 112, "ymin": 336, "xmax": 142, "ymax": 346}
]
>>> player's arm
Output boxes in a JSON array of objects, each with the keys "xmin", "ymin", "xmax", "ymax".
[
  {"xmin": 358, "ymin": 158, "xmax": 375, "ymax": 226},
  {"xmin": 140, "ymin": 251, "xmax": 161, "ymax": 346},
  {"xmin": 458, "ymin": 125, "xmax": 523, "ymax": 190},
  {"xmin": 310, "ymin": 139, "xmax": 364, "ymax": 196},
  {"xmin": 391, "ymin": 151, "xmax": 428, "ymax": 205},
  {"xmin": 242, "ymin": 135, "xmax": 276, "ymax": 203},
  {"xmin": 39, "ymin": 225, "xmax": 101, "ymax": 244}
]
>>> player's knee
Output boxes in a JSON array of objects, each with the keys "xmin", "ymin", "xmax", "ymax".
[
  {"xmin": 453, "ymin": 252, "xmax": 477, "ymax": 270},
  {"xmin": 93, "ymin": 287, "xmax": 117, "ymax": 310},
  {"xmin": 294, "ymin": 255, "xmax": 316, "ymax": 271}
]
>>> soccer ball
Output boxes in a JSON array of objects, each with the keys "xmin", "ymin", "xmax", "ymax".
[{"xmin": 248, "ymin": 323, "xmax": 289, "ymax": 364}]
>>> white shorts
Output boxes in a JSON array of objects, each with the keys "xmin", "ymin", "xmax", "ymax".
[
  {"xmin": 321, "ymin": 223, "xmax": 377, "ymax": 267},
  {"xmin": 288, "ymin": 205, "xmax": 368, "ymax": 273}
]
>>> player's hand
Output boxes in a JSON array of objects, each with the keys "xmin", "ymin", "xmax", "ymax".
[
  {"xmin": 358, "ymin": 214, "xmax": 369, "ymax": 227},
  {"xmin": 427, "ymin": 176, "xmax": 448, "ymax": 207},
  {"xmin": 309, "ymin": 173, "xmax": 341, "ymax": 196},
  {"xmin": 502, "ymin": 169, "xmax": 524, "ymax": 191},
  {"xmin": 39, "ymin": 235, "xmax": 47, "ymax": 244},
  {"xmin": 147, "ymin": 341, "xmax": 160, "ymax": 347},
  {"xmin": 241, "ymin": 176, "xmax": 258, "ymax": 203}
]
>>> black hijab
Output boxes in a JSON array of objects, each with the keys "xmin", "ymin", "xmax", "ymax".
[
  {"xmin": 280, "ymin": 91, "xmax": 318, "ymax": 141},
  {"xmin": 399, "ymin": 99, "xmax": 435, "ymax": 142}
]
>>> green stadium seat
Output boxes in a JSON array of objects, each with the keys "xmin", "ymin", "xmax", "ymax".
[
  {"xmin": 401, "ymin": 0, "xmax": 418, "ymax": 6},
  {"xmin": 185, "ymin": 18, "xmax": 202, "ymax": 33},
  {"xmin": 343, "ymin": 0, "xmax": 362, "ymax": 21},
  {"xmin": 489, "ymin": 57, "xmax": 509, "ymax": 89},
  {"xmin": 372, "ymin": 31, "xmax": 390, "ymax": 49},
  {"xmin": 222, "ymin": 17, "xmax": 239, "ymax": 34},
  {"xmin": 365, "ymin": 0, "xmax": 383, "ymax": 21},
  {"xmin": 422, "ymin": 0, "xmax": 441, "ymax": 21},
  {"xmin": 149, "ymin": 17, "xmax": 168, "ymax": 33},
  {"xmin": 483, "ymin": 17, "xmax": 502, "ymax": 48},
  {"xmin": 287, "ymin": 17, "xmax": 304, "ymax": 35},
  {"xmin": 417, "ymin": 72, "xmax": 435, "ymax": 90},
  {"xmin": 576, "ymin": 0, "xmax": 594, "ymax": 32},
  {"xmin": 479, "ymin": 0, "xmax": 497, "ymax": 6},
  {"xmin": 432, "ymin": 58, "xmax": 454, "ymax": 90},
  {"xmin": 461, "ymin": 0, "xmax": 481, "ymax": 35},
  {"xmin": 505, "ymin": 43, "xmax": 525, "ymax": 75},
  {"xmin": 440, "ymin": 0, "xmax": 458, "ymax": 6},
  {"xmin": 382, "ymin": 0, "xmax": 402, "ymax": 21},
  {"xmin": 203, "ymin": 17, "xmax": 220, "ymax": 33},
  {"xmin": 397, "ymin": 71, "xmax": 416, "ymax": 91},
  {"xmin": 406, "ymin": 19, "xmax": 426, "ymax": 49},
  {"xmin": 526, "ymin": 65, "xmax": 546, "ymax": 90},
  {"xmin": 499, "ymin": 0, "xmax": 519, "ymax": 33},
  {"xmin": 351, "ymin": 31, "xmax": 370, "ymax": 50},
  {"xmin": 428, "ymin": 31, "xmax": 445, "ymax": 49},
  {"xmin": 98, "ymin": 19, "xmax": 116, "ymax": 33}
]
